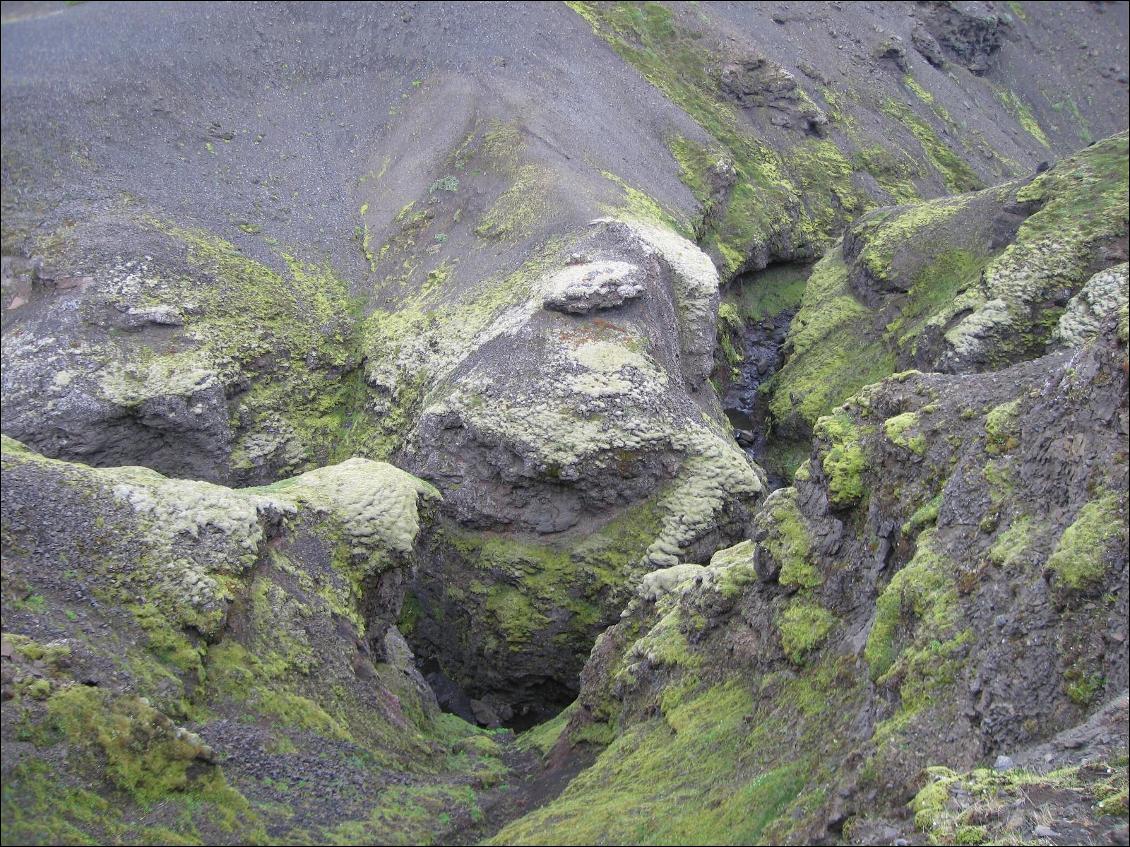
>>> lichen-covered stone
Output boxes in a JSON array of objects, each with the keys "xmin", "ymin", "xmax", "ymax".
[
  {"xmin": 0, "ymin": 438, "xmax": 505, "ymax": 845},
  {"xmin": 1054, "ymin": 262, "xmax": 1130, "ymax": 348},
  {"xmin": 543, "ymin": 260, "xmax": 647, "ymax": 314},
  {"xmin": 505, "ymin": 315, "xmax": 1128, "ymax": 845}
]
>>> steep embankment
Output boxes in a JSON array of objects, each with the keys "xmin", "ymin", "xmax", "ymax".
[
  {"xmin": 2, "ymin": 2, "xmax": 1129, "ymax": 845},
  {"xmin": 494, "ymin": 275, "xmax": 1129, "ymax": 846},
  {"xmin": 0, "ymin": 438, "xmax": 522, "ymax": 844}
]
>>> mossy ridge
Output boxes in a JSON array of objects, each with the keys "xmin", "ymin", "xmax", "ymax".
[
  {"xmin": 89, "ymin": 217, "xmax": 375, "ymax": 482},
  {"xmin": 766, "ymin": 248, "xmax": 894, "ymax": 435},
  {"xmin": 361, "ymin": 236, "xmax": 568, "ymax": 458},
  {"xmin": 767, "ymin": 132, "xmax": 1129, "ymax": 434},
  {"xmin": 864, "ymin": 529, "xmax": 972, "ymax": 735},
  {"xmin": 945, "ymin": 131, "xmax": 1129, "ymax": 369},
  {"xmin": 879, "ymin": 98, "xmax": 983, "ymax": 194},
  {"xmin": 760, "ymin": 486, "xmax": 822, "ymax": 589},
  {"xmin": 2, "ymin": 438, "xmax": 509, "ymax": 845},
  {"xmin": 568, "ymin": 3, "xmax": 879, "ymax": 280}
]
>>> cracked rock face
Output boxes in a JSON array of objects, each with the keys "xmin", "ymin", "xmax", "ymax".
[
  {"xmin": 398, "ymin": 218, "xmax": 764, "ymax": 720},
  {"xmin": 499, "ymin": 312, "xmax": 1129, "ymax": 844},
  {"xmin": 543, "ymin": 260, "xmax": 647, "ymax": 314}
]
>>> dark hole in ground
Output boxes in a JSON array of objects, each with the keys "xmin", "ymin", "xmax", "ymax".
[{"xmin": 418, "ymin": 658, "xmax": 572, "ymax": 731}]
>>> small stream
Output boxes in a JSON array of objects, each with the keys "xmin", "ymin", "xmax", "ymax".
[{"xmin": 715, "ymin": 262, "xmax": 810, "ymax": 489}]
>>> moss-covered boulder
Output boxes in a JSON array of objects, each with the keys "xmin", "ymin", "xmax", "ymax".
[
  {"xmin": 768, "ymin": 131, "xmax": 1129, "ymax": 438},
  {"xmin": 0, "ymin": 217, "xmax": 369, "ymax": 485},
  {"xmin": 497, "ymin": 312, "xmax": 1128, "ymax": 844},
  {"xmin": 395, "ymin": 217, "xmax": 765, "ymax": 723},
  {"xmin": 0, "ymin": 438, "xmax": 512, "ymax": 845}
]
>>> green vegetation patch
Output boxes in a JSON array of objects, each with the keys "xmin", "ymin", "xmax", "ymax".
[
  {"xmin": 491, "ymin": 682, "xmax": 808, "ymax": 845},
  {"xmin": 1047, "ymin": 491, "xmax": 1125, "ymax": 590},
  {"xmin": 777, "ymin": 602, "xmax": 836, "ymax": 665},
  {"xmin": 814, "ymin": 410, "xmax": 869, "ymax": 509},
  {"xmin": 767, "ymin": 250, "xmax": 894, "ymax": 433}
]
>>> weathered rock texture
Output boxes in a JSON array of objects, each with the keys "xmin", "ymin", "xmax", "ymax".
[
  {"xmin": 1, "ymin": 438, "xmax": 512, "ymax": 844},
  {"xmin": 1, "ymin": 1, "xmax": 1128, "ymax": 844},
  {"xmin": 496, "ymin": 312, "xmax": 1129, "ymax": 844}
]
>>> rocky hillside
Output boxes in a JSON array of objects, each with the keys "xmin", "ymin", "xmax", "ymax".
[{"xmin": 2, "ymin": 2, "xmax": 1128, "ymax": 845}]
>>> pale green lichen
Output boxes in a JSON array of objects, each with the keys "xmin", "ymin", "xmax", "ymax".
[
  {"xmin": 259, "ymin": 458, "xmax": 439, "ymax": 557},
  {"xmin": 883, "ymin": 411, "xmax": 926, "ymax": 455},
  {"xmin": 1054, "ymin": 262, "xmax": 1129, "ymax": 348},
  {"xmin": 1046, "ymin": 492, "xmax": 1125, "ymax": 590}
]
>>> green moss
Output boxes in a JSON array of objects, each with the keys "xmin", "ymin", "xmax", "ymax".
[
  {"xmin": 601, "ymin": 170, "xmax": 686, "ymax": 233},
  {"xmin": 724, "ymin": 262, "xmax": 809, "ymax": 323},
  {"xmin": 763, "ymin": 489, "xmax": 821, "ymax": 589},
  {"xmin": 572, "ymin": 720, "xmax": 619, "ymax": 746},
  {"xmin": 777, "ymin": 602, "xmax": 836, "ymax": 665},
  {"xmin": 814, "ymin": 410, "xmax": 869, "ymax": 508},
  {"xmin": 44, "ymin": 686, "xmax": 229, "ymax": 806},
  {"xmin": 902, "ymin": 493, "xmax": 943, "ymax": 537},
  {"xmin": 853, "ymin": 197, "xmax": 971, "ymax": 285},
  {"xmin": 865, "ymin": 529, "xmax": 961, "ymax": 690},
  {"xmin": 912, "ymin": 761, "xmax": 1129, "ymax": 845},
  {"xmin": 486, "ymin": 584, "xmax": 551, "ymax": 647},
  {"xmin": 517, "ymin": 705, "xmax": 574, "ymax": 756},
  {"xmin": 206, "ymin": 638, "xmax": 353, "ymax": 742},
  {"xmin": 571, "ymin": 3, "xmax": 877, "ymax": 279},
  {"xmin": 319, "ymin": 784, "xmax": 481, "ymax": 846},
  {"xmin": 1063, "ymin": 666, "xmax": 1104, "ymax": 706},
  {"xmin": 880, "ymin": 99, "xmax": 983, "ymax": 193},
  {"xmin": 887, "ymin": 249, "xmax": 984, "ymax": 346},
  {"xmin": 98, "ymin": 219, "xmax": 372, "ymax": 478},
  {"xmin": 995, "ymin": 88, "xmax": 1050, "ymax": 148},
  {"xmin": 984, "ymin": 399, "xmax": 1021, "ymax": 454},
  {"xmin": 988, "ymin": 515, "xmax": 1033, "ymax": 568},
  {"xmin": 492, "ymin": 682, "xmax": 809, "ymax": 845},
  {"xmin": 851, "ymin": 146, "xmax": 922, "ymax": 204},
  {"xmin": 903, "ymin": 74, "xmax": 934, "ymax": 105},
  {"xmin": 1, "ymin": 758, "xmax": 264, "ymax": 847},
  {"xmin": 883, "ymin": 411, "xmax": 926, "ymax": 455},
  {"xmin": 1047, "ymin": 492, "xmax": 1124, "ymax": 590},
  {"xmin": 768, "ymin": 249, "xmax": 894, "ymax": 433}
]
